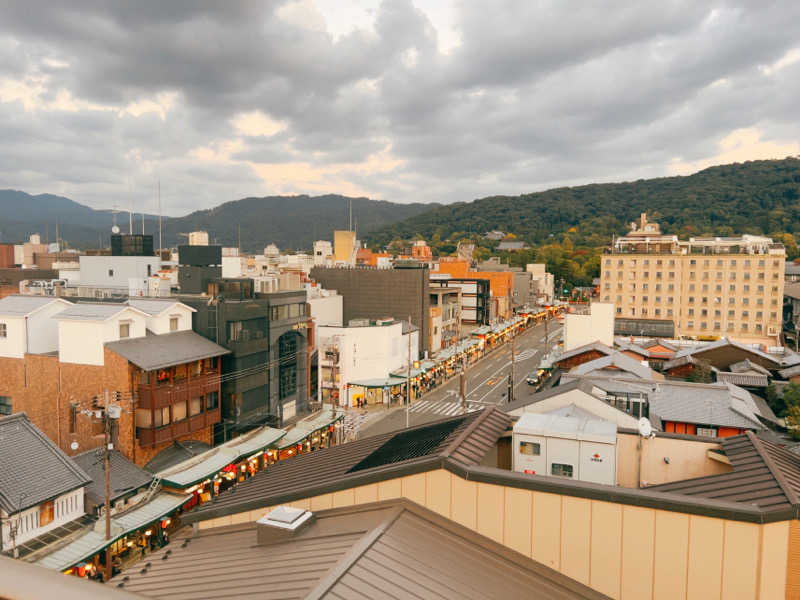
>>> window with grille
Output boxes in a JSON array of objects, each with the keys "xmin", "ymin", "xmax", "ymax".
[{"xmin": 0, "ymin": 396, "xmax": 11, "ymax": 415}]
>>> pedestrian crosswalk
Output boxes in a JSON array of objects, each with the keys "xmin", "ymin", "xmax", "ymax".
[
  {"xmin": 514, "ymin": 348, "xmax": 538, "ymax": 362},
  {"xmin": 407, "ymin": 400, "xmax": 482, "ymax": 417}
]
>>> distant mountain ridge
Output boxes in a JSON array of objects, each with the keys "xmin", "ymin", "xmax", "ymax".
[
  {"xmin": 0, "ymin": 191, "xmax": 436, "ymax": 251},
  {"xmin": 365, "ymin": 158, "xmax": 800, "ymax": 249}
]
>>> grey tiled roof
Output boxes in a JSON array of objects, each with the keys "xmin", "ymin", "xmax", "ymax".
[
  {"xmin": 126, "ymin": 299, "xmax": 194, "ymax": 316},
  {"xmin": 567, "ymin": 351, "xmax": 658, "ymax": 380},
  {"xmin": 144, "ymin": 440, "xmax": 212, "ymax": 473},
  {"xmin": 554, "ymin": 341, "xmax": 614, "ymax": 363},
  {"xmin": 55, "ymin": 303, "xmax": 143, "ymax": 321},
  {"xmin": 0, "ymin": 296, "xmax": 71, "ymax": 316},
  {"xmin": 105, "ymin": 330, "xmax": 229, "ymax": 371},
  {"xmin": 0, "ymin": 413, "xmax": 91, "ymax": 513},
  {"xmin": 72, "ymin": 449, "xmax": 153, "ymax": 506}
]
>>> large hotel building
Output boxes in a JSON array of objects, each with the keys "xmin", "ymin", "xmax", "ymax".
[{"xmin": 600, "ymin": 214, "xmax": 785, "ymax": 345}]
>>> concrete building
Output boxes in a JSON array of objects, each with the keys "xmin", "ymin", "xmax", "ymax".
[
  {"xmin": 306, "ymin": 285, "xmax": 343, "ymax": 327},
  {"xmin": 309, "ymin": 264, "xmax": 430, "ymax": 354},
  {"xmin": 313, "ymin": 240, "xmax": 333, "ymax": 266},
  {"xmin": 526, "ymin": 263, "xmax": 555, "ymax": 305},
  {"xmin": 430, "ymin": 276, "xmax": 490, "ymax": 325},
  {"xmin": 563, "ymin": 302, "xmax": 615, "ymax": 351},
  {"xmin": 180, "ymin": 283, "xmax": 310, "ymax": 440},
  {"xmin": 333, "ymin": 230, "xmax": 358, "ymax": 265},
  {"xmin": 78, "ymin": 255, "xmax": 161, "ymax": 297},
  {"xmin": 177, "ymin": 245, "xmax": 222, "ymax": 294},
  {"xmin": 600, "ymin": 213, "xmax": 785, "ymax": 344},
  {"xmin": 0, "ymin": 296, "xmax": 227, "ymax": 467},
  {"xmin": 317, "ymin": 318, "xmax": 418, "ymax": 407},
  {"xmin": 429, "ymin": 286, "xmax": 461, "ymax": 349}
]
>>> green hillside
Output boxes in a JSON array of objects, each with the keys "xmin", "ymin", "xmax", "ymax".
[{"xmin": 366, "ymin": 158, "xmax": 800, "ymax": 286}]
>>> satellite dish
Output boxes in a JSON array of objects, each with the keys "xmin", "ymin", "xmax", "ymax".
[
  {"xmin": 70, "ymin": 441, "xmax": 79, "ymax": 451},
  {"xmin": 112, "ymin": 225, "xmax": 120, "ymax": 234},
  {"xmin": 638, "ymin": 417, "xmax": 653, "ymax": 438}
]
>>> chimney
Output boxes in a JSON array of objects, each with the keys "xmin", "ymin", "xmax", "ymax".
[{"xmin": 256, "ymin": 506, "xmax": 315, "ymax": 545}]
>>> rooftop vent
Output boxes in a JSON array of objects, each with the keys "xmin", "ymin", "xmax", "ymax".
[{"xmin": 257, "ymin": 506, "xmax": 314, "ymax": 545}]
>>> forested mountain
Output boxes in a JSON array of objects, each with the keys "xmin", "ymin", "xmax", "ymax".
[
  {"xmin": 0, "ymin": 191, "xmax": 435, "ymax": 252},
  {"xmin": 366, "ymin": 158, "xmax": 800, "ymax": 286}
]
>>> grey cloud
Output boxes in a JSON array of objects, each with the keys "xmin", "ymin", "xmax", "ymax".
[{"xmin": 0, "ymin": 0, "xmax": 799, "ymax": 211}]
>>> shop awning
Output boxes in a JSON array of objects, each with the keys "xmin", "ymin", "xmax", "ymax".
[
  {"xmin": 472, "ymin": 326, "xmax": 492, "ymax": 336},
  {"xmin": 157, "ymin": 427, "xmax": 286, "ymax": 488},
  {"xmin": 276, "ymin": 410, "xmax": 345, "ymax": 450},
  {"xmin": 349, "ymin": 375, "xmax": 407, "ymax": 388},
  {"xmin": 390, "ymin": 367, "xmax": 424, "ymax": 378},
  {"xmin": 36, "ymin": 492, "xmax": 189, "ymax": 571},
  {"xmin": 420, "ymin": 360, "xmax": 437, "ymax": 370}
]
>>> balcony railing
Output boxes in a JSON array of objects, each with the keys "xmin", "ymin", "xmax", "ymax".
[
  {"xmin": 137, "ymin": 371, "xmax": 220, "ymax": 410},
  {"xmin": 137, "ymin": 406, "xmax": 221, "ymax": 448}
]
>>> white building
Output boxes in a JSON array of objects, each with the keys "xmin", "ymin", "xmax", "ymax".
[
  {"xmin": 78, "ymin": 255, "xmax": 161, "ymax": 296},
  {"xmin": 306, "ymin": 285, "xmax": 343, "ymax": 327},
  {"xmin": 126, "ymin": 299, "xmax": 194, "ymax": 335},
  {"xmin": 56, "ymin": 304, "xmax": 150, "ymax": 366},
  {"xmin": 563, "ymin": 302, "xmax": 614, "ymax": 351},
  {"xmin": 526, "ymin": 264, "xmax": 555, "ymax": 305},
  {"xmin": 0, "ymin": 413, "xmax": 89, "ymax": 550},
  {"xmin": 314, "ymin": 240, "xmax": 333, "ymax": 266},
  {"xmin": 317, "ymin": 319, "xmax": 418, "ymax": 407},
  {"xmin": 0, "ymin": 296, "xmax": 73, "ymax": 358}
]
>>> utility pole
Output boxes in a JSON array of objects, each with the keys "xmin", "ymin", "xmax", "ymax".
[
  {"xmin": 103, "ymin": 393, "xmax": 112, "ymax": 583},
  {"xmin": 406, "ymin": 315, "xmax": 412, "ymax": 429},
  {"xmin": 460, "ymin": 368, "xmax": 466, "ymax": 414},
  {"xmin": 508, "ymin": 329, "xmax": 516, "ymax": 403}
]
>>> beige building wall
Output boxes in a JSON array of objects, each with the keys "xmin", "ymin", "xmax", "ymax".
[
  {"xmin": 563, "ymin": 302, "xmax": 615, "ymax": 350},
  {"xmin": 333, "ymin": 230, "xmax": 357, "ymax": 264},
  {"xmin": 199, "ymin": 468, "xmax": 791, "ymax": 599},
  {"xmin": 600, "ymin": 253, "xmax": 785, "ymax": 344},
  {"xmin": 616, "ymin": 432, "xmax": 733, "ymax": 488}
]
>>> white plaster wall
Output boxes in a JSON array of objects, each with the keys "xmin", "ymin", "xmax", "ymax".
[
  {"xmin": 222, "ymin": 256, "xmax": 245, "ymax": 278},
  {"xmin": 564, "ymin": 302, "xmax": 614, "ymax": 351},
  {"xmin": 507, "ymin": 388, "xmax": 640, "ymax": 429},
  {"xmin": 146, "ymin": 305, "xmax": 193, "ymax": 334},
  {"xmin": 59, "ymin": 320, "xmax": 105, "ymax": 365},
  {"xmin": 309, "ymin": 295, "xmax": 343, "ymax": 327},
  {"xmin": 27, "ymin": 300, "xmax": 72, "ymax": 354},
  {"xmin": 79, "ymin": 256, "xmax": 161, "ymax": 288},
  {"xmin": 1, "ymin": 488, "xmax": 84, "ymax": 547},
  {"xmin": 0, "ymin": 315, "xmax": 25, "ymax": 358}
]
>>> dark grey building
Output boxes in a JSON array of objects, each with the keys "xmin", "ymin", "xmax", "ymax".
[
  {"xmin": 309, "ymin": 263, "xmax": 430, "ymax": 354},
  {"xmin": 180, "ymin": 280, "xmax": 309, "ymax": 443},
  {"xmin": 178, "ymin": 245, "xmax": 222, "ymax": 294}
]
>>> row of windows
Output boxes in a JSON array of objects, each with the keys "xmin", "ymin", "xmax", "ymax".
[
  {"xmin": 605, "ymin": 258, "xmax": 781, "ymax": 268},
  {"xmin": 606, "ymin": 270, "xmax": 780, "ymax": 281},
  {"xmin": 613, "ymin": 305, "xmax": 779, "ymax": 323},
  {"xmin": 604, "ymin": 295, "xmax": 779, "ymax": 308},
  {"xmin": 604, "ymin": 282, "xmax": 780, "ymax": 294},
  {"xmin": 136, "ymin": 392, "xmax": 219, "ymax": 429}
]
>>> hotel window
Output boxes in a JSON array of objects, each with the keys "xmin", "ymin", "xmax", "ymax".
[
  {"xmin": 642, "ymin": 296, "xmax": 649, "ymax": 303},
  {"xmin": 714, "ymin": 322, "xmax": 721, "ymax": 330},
  {"xmin": 190, "ymin": 396, "xmax": 203, "ymax": 416},
  {"xmin": 730, "ymin": 260, "xmax": 737, "ymax": 267},
  {"xmin": 773, "ymin": 260, "xmax": 781, "ymax": 267},
  {"xmin": 758, "ymin": 272, "xmax": 765, "ymax": 280},
  {"xmin": 641, "ymin": 308, "xmax": 648, "ymax": 316},
  {"xmin": 702, "ymin": 284, "xmax": 709, "ymax": 292},
  {"xmin": 771, "ymin": 312, "xmax": 778, "ymax": 321},
  {"xmin": 756, "ymin": 311, "xmax": 763, "ymax": 319},
  {"xmin": 642, "ymin": 283, "xmax": 649, "ymax": 291},
  {"xmin": 617, "ymin": 271, "xmax": 623, "ymax": 279},
  {"xmin": 743, "ymin": 284, "xmax": 750, "ymax": 293},
  {"xmin": 667, "ymin": 309, "xmax": 673, "ymax": 317},
  {"xmin": 716, "ymin": 260, "xmax": 723, "ymax": 267},
  {"xmin": 551, "ymin": 463, "xmax": 574, "ymax": 478},
  {"xmin": 741, "ymin": 323, "xmax": 748, "ymax": 332},
  {"xmin": 742, "ymin": 298, "xmax": 749, "ymax": 306},
  {"xmin": 690, "ymin": 259, "xmax": 697, "ymax": 266},
  {"xmin": 655, "ymin": 308, "xmax": 661, "ymax": 316},
  {"xmin": 655, "ymin": 284, "xmax": 662, "ymax": 291},
  {"xmin": 669, "ymin": 259, "xmax": 675, "ymax": 266},
  {"xmin": 643, "ymin": 272, "xmax": 649, "ymax": 279},
  {"xmin": 618, "ymin": 259, "xmax": 624, "ymax": 266},
  {"xmin": 745, "ymin": 260, "xmax": 751, "ymax": 267},
  {"xmin": 656, "ymin": 272, "xmax": 662, "ymax": 280},
  {"xmin": 643, "ymin": 259, "xmax": 649, "ymax": 266},
  {"xmin": 616, "ymin": 307, "xmax": 622, "ymax": 314},
  {"xmin": 701, "ymin": 322, "xmax": 708, "ymax": 330},
  {"xmin": 729, "ymin": 284, "xmax": 736, "ymax": 292},
  {"xmin": 742, "ymin": 311, "xmax": 749, "ymax": 318},
  {"xmin": 715, "ymin": 285, "xmax": 722, "ymax": 292},
  {"xmin": 668, "ymin": 284, "xmax": 675, "ymax": 291},
  {"xmin": 688, "ymin": 309, "xmax": 695, "ymax": 317},
  {"xmin": 757, "ymin": 298, "xmax": 763, "ymax": 306},
  {"xmin": 688, "ymin": 321, "xmax": 694, "ymax": 329},
  {"xmin": 701, "ymin": 309, "xmax": 708, "ymax": 317},
  {"xmin": 714, "ymin": 310, "xmax": 721, "ymax": 317},
  {"xmin": 629, "ymin": 308, "xmax": 636, "ymax": 316},
  {"xmin": 669, "ymin": 272, "xmax": 675, "ymax": 279},
  {"xmin": 520, "ymin": 442, "xmax": 540, "ymax": 456},
  {"xmin": 655, "ymin": 296, "xmax": 661, "ymax": 304},
  {"xmin": 605, "ymin": 259, "xmax": 611, "ymax": 266},
  {"xmin": 729, "ymin": 272, "xmax": 736, "ymax": 280},
  {"xmin": 759, "ymin": 259, "xmax": 765, "ymax": 267},
  {"xmin": 119, "ymin": 322, "xmax": 130, "ymax": 339},
  {"xmin": 689, "ymin": 284, "xmax": 696, "ymax": 292},
  {"xmin": 755, "ymin": 323, "xmax": 763, "ymax": 332},
  {"xmin": 728, "ymin": 310, "xmax": 735, "ymax": 318},
  {"xmin": 0, "ymin": 322, "xmax": 5, "ymax": 338},
  {"xmin": 729, "ymin": 297, "xmax": 735, "ymax": 305},
  {"xmin": 629, "ymin": 259, "xmax": 637, "ymax": 267}
]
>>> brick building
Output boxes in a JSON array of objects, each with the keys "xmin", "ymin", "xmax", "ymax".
[{"xmin": 0, "ymin": 296, "xmax": 227, "ymax": 466}]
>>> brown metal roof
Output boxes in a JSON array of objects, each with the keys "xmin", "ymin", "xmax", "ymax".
[
  {"xmin": 183, "ymin": 408, "xmax": 512, "ymax": 525},
  {"xmin": 648, "ymin": 432, "xmax": 800, "ymax": 512},
  {"xmin": 114, "ymin": 499, "xmax": 608, "ymax": 600}
]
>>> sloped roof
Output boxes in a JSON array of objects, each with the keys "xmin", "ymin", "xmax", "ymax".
[
  {"xmin": 554, "ymin": 341, "xmax": 614, "ymax": 364},
  {"xmin": 0, "ymin": 295, "xmax": 71, "ymax": 317},
  {"xmin": 0, "ymin": 413, "xmax": 90, "ymax": 513},
  {"xmin": 567, "ymin": 352, "xmax": 660, "ymax": 381},
  {"xmin": 715, "ymin": 371, "xmax": 769, "ymax": 388},
  {"xmin": 114, "ymin": 499, "xmax": 607, "ymax": 599},
  {"xmin": 649, "ymin": 432, "xmax": 800, "ymax": 514},
  {"xmin": 182, "ymin": 408, "xmax": 512, "ymax": 525},
  {"xmin": 105, "ymin": 330, "xmax": 229, "ymax": 371},
  {"xmin": 126, "ymin": 298, "xmax": 196, "ymax": 316},
  {"xmin": 665, "ymin": 338, "xmax": 782, "ymax": 370},
  {"xmin": 72, "ymin": 449, "xmax": 153, "ymax": 506},
  {"xmin": 144, "ymin": 440, "xmax": 211, "ymax": 473},
  {"xmin": 55, "ymin": 303, "xmax": 148, "ymax": 322},
  {"xmin": 784, "ymin": 281, "xmax": 800, "ymax": 299},
  {"xmin": 729, "ymin": 359, "xmax": 771, "ymax": 376},
  {"xmin": 578, "ymin": 378, "xmax": 766, "ymax": 431}
]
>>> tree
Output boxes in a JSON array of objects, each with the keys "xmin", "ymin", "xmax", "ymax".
[
  {"xmin": 686, "ymin": 359, "xmax": 714, "ymax": 383},
  {"xmin": 764, "ymin": 383, "xmax": 786, "ymax": 417},
  {"xmin": 783, "ymin": 382, "xmax": 800, "ymax": 410},
  {"xmin": 785, "ymin": 404, "xmax": 800, "ymax": 441}
]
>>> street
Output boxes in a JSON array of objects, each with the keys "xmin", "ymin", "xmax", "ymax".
[{"xmin": 357, "ymin": 319, "xmax": 563, "ymax": 437}]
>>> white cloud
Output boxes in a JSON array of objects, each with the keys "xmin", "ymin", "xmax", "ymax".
[
  {"xmin": 760, "ymin": 47, "xmax": 800, "ymax": 76},
  {"xmin": 231, "ymin": 110, "xmax": 287, "ymax": 137}
]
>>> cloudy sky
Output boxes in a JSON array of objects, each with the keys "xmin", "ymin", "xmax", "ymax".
[{"xmin": 1, "ymin": 1, "xmax": 799, "ymax": 215}]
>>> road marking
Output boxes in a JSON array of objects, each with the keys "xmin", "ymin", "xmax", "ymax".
[{"xmin": 408, "ymin": 400, "xmax": 482, "ymax": 416}]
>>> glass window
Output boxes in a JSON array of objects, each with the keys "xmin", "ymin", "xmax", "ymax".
[
  {"xmin": 551, "ymin": 463, "xmax": 573, "ymax": 478},
  {"xmin": 206, "ymin": 391, "xmax": 219, "ymax": 410},
  {"xmin": 173, "ymin": 401, "xmax": 187, "ymax": 422},
  {"xmin": 0, "ymin": 322, "xmax": 5, "ymax": 338},
  {"xmin": 697, "ymin": 427, "xmax": 717, "ymax": 437},
  {"xmin": 169, "ymin": 316, "xmax": 179, "ymax": 331},
  {"xmin": 190, "ymin": 396, "xmax": 203, "ymax": 416},
  {"xmin": 0, "ymin": 396, "xmax": 11, "ymax": 416},
  {"xmin": 520, "ymin": 442, "xmax": 540, "ymax": 456}
]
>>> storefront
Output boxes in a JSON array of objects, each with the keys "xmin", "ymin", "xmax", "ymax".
[{"xmin": 275, "ymin": 410, "xmax": 345, "ymax": 460}]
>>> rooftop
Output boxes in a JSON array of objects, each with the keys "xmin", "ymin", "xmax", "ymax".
[
  {"xmin": 126, "ymin": 299, "xmax": 196, "ymax": 316},
  {"xmin": 55, "ymin": 303, "xmax": 148, "ymax": 322},
  {"xmin": 104, "ymin": 330, "xmax": 229, "ymax": 371},
  {"xmin": 0, "ymin": 413, "xmax": 90, "ymax": 514},
  {"xmin": 71, "ymin": 449, "xmax": 153, "ymax": 507},
  {"xmin": 649, "ymin": 432, "xmax": 800, "ymax": 514},
  {"xmin": 0, "ymin": 295, "xmax": 71, "ymax": 316},
  {"xmin": 113, "ymin": 499, "xmax": 606, "ymax": 599},
  {"xmin": 182, "ymin": 408, "xmax": 512, "ymax": 525}
]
